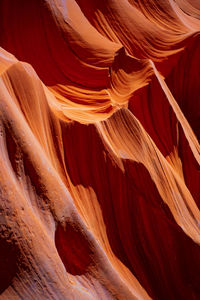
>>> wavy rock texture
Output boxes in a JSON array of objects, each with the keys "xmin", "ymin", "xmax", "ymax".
[{"xmin": 0, "ymin": 1, "xmax": 199, "ymax": 299}]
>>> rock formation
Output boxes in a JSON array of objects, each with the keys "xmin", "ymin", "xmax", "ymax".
[{"xmin": 0, "ymin": 1, "xmax": 199, "ymax": 299}]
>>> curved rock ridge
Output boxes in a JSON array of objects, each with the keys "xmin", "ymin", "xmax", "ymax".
[{"xmin": 0, "ymin": 1, "xmax": 200, "ymax": 299}]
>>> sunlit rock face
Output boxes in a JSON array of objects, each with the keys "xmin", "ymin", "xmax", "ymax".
[{"xmin": 0, "ymin": 1, "xmax": 200, "ymax": 299}]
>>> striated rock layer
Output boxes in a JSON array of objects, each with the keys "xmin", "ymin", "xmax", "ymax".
[{"xmin": 0, "ymin": 1, "xmax": 199, "ymax": 299}]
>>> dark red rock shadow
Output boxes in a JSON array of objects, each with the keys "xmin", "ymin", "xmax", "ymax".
[{"xmin": 55, "ymin": 223, "xmax": 93, "ymax": 276}]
